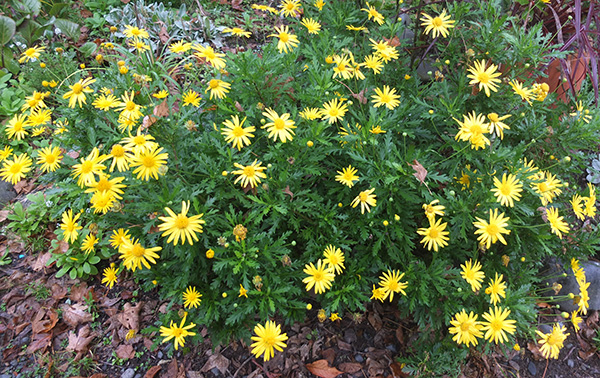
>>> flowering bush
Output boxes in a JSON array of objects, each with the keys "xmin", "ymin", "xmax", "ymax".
[{"xmin": 1, "ymin": 0, "xmax": 599, "ymax": 374}]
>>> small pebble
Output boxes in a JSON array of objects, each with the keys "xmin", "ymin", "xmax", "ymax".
[
  {"xmin": 157, "ymin": 351, "xmax": 163, "ymax": 359},
  {"xmin": 567, "ymin": 359, "xmax": 575, "ymax": 368},
  {"xmin": 386, "ymin": 344, "xmax": 397, "ymax": 353},
  {"xmin": 121, "ymin": 367, "xmax": 136, "ymax": 378},
  {"xmin": 354, "ymin": 354, "xmax": 364, "ymax": 363},
  {"xmin": 210, "ymin": 367, "xmax": 221, "ymax": 376},
  {"xmin": 528, "ymin": 361, "xmax": 537, "ymax": 376}
]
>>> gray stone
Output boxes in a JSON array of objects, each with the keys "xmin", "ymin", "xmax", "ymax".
[
  {"xmin": 568, "ymin": 359, "xmax": 575, "ymax": 368},
  {"xmin": 134, "ymin": 374, "xmax": 143, "ymax": 378},
  {"xmin": 354, "ymin": 354, "xmax": 364, "ymax": 363},
  {"xmin": 528, "ymin": 361, "xmax": 537, "ymax": 376},
  {"xmin": 121, "ymin": 368, "xmax": 136, "ymax": 378},
  {"xmin": 545, "ymin": 259, "xmax": 600, "ymax": 312},
  {"xmin": 0, "ymin": 181, "xmax": 16, "ymax": 208},
  {"xmin": 157, "ymin": 351, "xmax": 163, "ymax": 359},
  {"xmin": 0, "ymin": 374, "xmax": 12, "ymax": 378},
  {"xmin": 210, "ymin": 367, "xmax": 221, "ymax": 376},
  {"xmin": 416, "ymin": 59, "xmax": 436, "ymax": 81}
]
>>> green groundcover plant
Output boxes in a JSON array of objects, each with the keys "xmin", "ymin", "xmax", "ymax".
[{"xmin": 1, "ymin": 0, "xmax": 599, "ymax": 375}]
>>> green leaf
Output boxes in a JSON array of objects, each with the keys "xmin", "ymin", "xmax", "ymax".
[
  {"xmin": 69, "ymin": 268, "xmax": 77, "ymax": 279},
  {"xmin": 0, "ymin": 16, "xmax": 16, "ymax": 46},
  {"xmin": 88, "ymin": 255, "xmax": 100, "ymax": 264},
  {"xmin": 56, "ymin": 266, "xmax": 69, "ymax": 278},
  {"xmin": 78, "ymin": 42, "xmax": 97, "ymax": 57},
  {"xmin": 54, "ymin": 19, "xmax": 80, "ymax": 41},
  {"xmin": 15, "ymin": 0, "xmax": 41, "ymax": 17},
  {"xmin": 83, "ymin": 262, "xmax": 91, "ymax": 274}
]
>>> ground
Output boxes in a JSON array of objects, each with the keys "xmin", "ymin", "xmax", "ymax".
[{"xmin": 1, "ymin": 218, "xmax": 600, "ymax": 378}]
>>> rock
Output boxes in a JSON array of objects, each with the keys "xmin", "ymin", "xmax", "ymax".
[
  {"xmin": 354, "ymin": 354, "xmax": 364, "ymax": 363},
  {"xmin": 568, "ymin": 359, "xmax": 575, "ymax": 368},
  {"xmin": 545, "ymin": 259, "xmax": 600, "ymax": 312},
  {"xmin": 210, "ymin": 367, "xmax": 221, "ymax": 376},
  {"xmin": 0, "ymin": 181, "xmax": 16, "ymax": 208},
  {"xmin": 528, "ymin": 361, "xmax": 537, "ymax": 376},
  {"xmin": 416, "ymin": 59, "xmax": 436, "ymax": 81},
  {"xmin": 121, "ymin": 368, "xmax": 136, "ymax": 378},
  {"xmin": 0, "ymin": 374, "xmax": 12, "ymax": 378},
  {"xmin": 386, "ymin": 344, "xmax": 397, "ymax": 353},
  {"xmin": 157, "ymin": 351, "xmax": 163, "ymax": 359}
]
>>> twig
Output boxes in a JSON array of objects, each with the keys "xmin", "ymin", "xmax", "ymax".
[
  {"xmin": 542, "ymin": 358, "xmax": 549, "ymax": 378},
  {"xmin": 251, "ymin": 359, "xmax": 276, "ymax": 378},
  {"xmin": 233, "ymin": 356, "xmax": 253, "ymax": 378}
]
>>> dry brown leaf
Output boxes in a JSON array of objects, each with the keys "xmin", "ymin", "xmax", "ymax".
[
  {"xmin": 66, "ymin": 325, "xmax": 96, "ymax": 360},
  {"xmin": 383, "ymin": 35, "xmax": 401, "ymax": 47},
  {"xmin": 52, "ymin": 240, "xmax": 69, "ymax": 255},
  {"xmin": 305, "ymin": 360, "xmax": 342, "ymax": 378},
  {"xmin": 368, "ymin": 312, "xmax": 383, "ymax": 331},
  {"xmin": 67, "ymin": 150, "xmax": 80, "ymax": 159},
  {"xmin": 234, "ymin": 101, "xmax": 244, "ymax": 112},
  {"xmin": 141, "ymin": 115, "xmax": 158, "ymax": 131},
  {"xmin": 118, "ymin": 302, "xmax": 143, "ymax": 331},
  {"xmin": 283, "ymin": 186, "xmax": 294, "ymax": 201},
  {"xmin": 231, "ymin": 0, "xmax": 244, "ymax": 11},
  {"xmin": 409, "ymin": 160, "xmax": 427, "ymax": 184},
  {"xmin": 89, "ymin": 374, "xmax": 108, "ymax": 378},
  {"xmin": 390, "ymin": 361, "xmax": 410, "ymax": 378},
  {"xmin": 158, "ymin": 26, "xmax": 170, "ymax": 44},
  {"xmin": 31, "ymin": 308, "xmax": 59, "ymax": 334},
  {"xmin": 200, "ymin": 353, "xmax": 230, "ymax": 374},
  {"xmin": 351, "ymin": 89, "xmax": 368, "ymax": 105},
  {"xmin": 116, "ymin": 344, "xmax": 135, "ymax": 360},
  {"xmin": 154, "ymin": 100, "xmax": 169, "ymax": 117},
  {"xmin": 0, "ymin": 210, "xmax": 10, "ymax": 222},
  {"xmin": 61, "ymin": 303, "xmax": 93, "ymax": 328},
  {"xmin": 322, "ymin": 348, "xmax": 336, "ymax": 365},
  {"xmin": 26, "ymin": 332, "xmax": 52, "ymax": 354},
  {"xmin": 162, "ymin": 359, "xmax": 186, "ymax": 378},
  {"xmin": 144, "ymin": 365, "xmax": 162, "ymax": 378},
  {"xmin": 69, "ymin": 283, "xmax": 91, "ymax": 302},
  {"xmin": 338, "ymin": 362, "xmax": 362, "ymax": 374},
  {"xmin": 32, "ymin": 251, "xmax": 52, "ymax": 272}
]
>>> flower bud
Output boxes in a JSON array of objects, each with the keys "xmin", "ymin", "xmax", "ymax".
[{"xmin": 307, "ymin": 140, "xmax": 314, "ymax": 147}]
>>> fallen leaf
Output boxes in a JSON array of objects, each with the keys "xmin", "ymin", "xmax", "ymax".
[
  {"xmin": 305, "ymin": 359, "xmax": 342, "ymax": 378},
  {"xmin": 200, "ymin": 353, "xmax": 230, "ymax": 374},
  {"xmin": 390, "ymin": 361, "xmax": 410, "ymax": 378},
  {"xmin": 232, "ymin": 0, "xmax": 244, "ymax": 11},
  {"xmin": 409, "ymin": 160, "xmax": 427, "ymax": 184},
  {"xmin": 579, "ymin": 349, "xmax": 596, "ymax": 360},
  {"xmin": 52, "ymin": 240, "xmax": 69, "ymax": 254},
  {"xmin": 154, "ymin": 100, "xmax": 169, "ymax": 117},
  {"xmin": 31, "ymin": 308, "xmax": 59, "ymax": 334},
  {"xmin": 61, "ymin": 303, "xmax": 93, "ymax": 328},
  {"xmin": 283, "ymin": 186, "xmax": 294, "ymax": 201},
  {"xmin": 162, "ymin": 359, "xmax": 185, "ymax": 378},
  {"xmin": 69, "ymin": 283, "xmax": 91, "ymax": 302},
  {"xmin": 89, "ymin": 374, "xmax": 108, "ymax": 378},
  {"xmin": 0, "ymin": 210, "xmax": 10, "ymax": 222},
  {"xmin": 144, "ymin": 365, "xmax": 162, "ymax": 378},
  {"xmin": 234, "ymin": 101, "xmax": 244, "ymax": 112},
  {"xmin": 26, "ymin": 332, "xmax": 52, "ymax": 354},
  {"xmin": 116, "ymin": 344, "xmax": 135, "ymax": 360},
  {"xmin": 66, "ymin": 325, "xmax": 96, "ymax": 360},
  {"xmin": 141, "ymin": 115, "xmax": 158, "ymax": 130},
  {"xmin": 322, "ymin": 348, "xmax": 336, "ymax": 365},
  {"xmin": 351, "ymin": 89, "xmax": 368, "ymax": 105},
  {"xmin": 158, "ymin": 26, "xmax": 170, "ymax": 44},
  {"xmin": 368, "ymin": 312, "xmax": 383, "ymax": 331},
  {"xmin": 339, "ymin": 362, "xmax": 362, "ymax": 374},
  {"xmin": 117, "ymin": 302, "xmax": 143, "ymax": 331},
  {"xmin": 67, "ymin": 150, "xmax": 80, "ymax": 159},
  {"xmin": 32, "ymin": 251, "xmax": 52, "ymax": 272},
  {"xmin": 383, "ymin": 35, "xmax": 401, "ymax": 47}
]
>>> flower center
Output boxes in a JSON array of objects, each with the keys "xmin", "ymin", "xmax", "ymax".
[
  {"xmin": 209, "ymin": 79, "xmax": 219, "ymax": 89},
  {"xmin": 313, "ymin": 271, "xmax": 324, "ymax": 281},
  {"xmin": 72, "ymin": 83, "xmax": 83, "ymax": 95},
  {"xmin": 205, "ymin": 50, "xmax": 216, "ymax": 60},
  {"xmin": 232, "ymin": 126, "xmax": 245, "ymax": 137},
  {"xmin": 500, "ymin": 184, "xmax": 511, "ymax": 195},
  {"xmin": 143, "ymin": 156, "xmax": 156, "ymax": 168},
  {"xmin": 274, "ymin": 119, "xmax": 286, "ymax": 130},
  {"xmin": 429, "ymin": 228, "xmax": 439, "ymax": 238},
  {"xmin": 81, "ymin": 161, "xmax": 94, "ymax": 174},
  {"xmin": 96, "ymin": 179, "xmax": 111, "ymax": 192},
  {"xmin": 175, "ymin": 214, "xmax": 190, "ymax": 229},
  {"xmin": 9, "ymin": 163, "xmax": 22, "ymax": 174},
  {"xmin": 279, "ymin": 32, "xmax": 289, "ymax": 43},
  {"xmin": 111, "ymin": 145, "xmax": 125, "ymax": 157},
  {"xmin": 243, "ymin": 166, "xmax": 256, "ymax": 177},
  {"xmin": 477, "ymin": 72, "xmax": 490, "ymax": 84},
  {"xmin": 45, "ymin": 155, "xmax": 56, "ymax": 164},
  {"xmin": 133, "ymin": 135, "xmax": 146, "ymax": 145},
  {"xmin": 359, "ymin": 192, "xmax": 368, "ymax": 202},
  {"xmin": 490, "ymin": 319, "xmax": 503, "ymax": 331},
  {"xmin": 486, "ymin": 224, "xmax": 499, "ymax": 236},
  {"xmin": 380, "ymin": 94, "xmax": 390, "ymax": 103},
  {"xmin": 432, "ymin": 17, "xmax": 443, "ymax": 27},
  {"xmin": 329, "ymin": 108, "xmax": 339, "ymax": 117},
  {"xmin": 488, "ymin": 113, "xmax": 499, "ymax": 122},
  {"xmin": 538, "ymin": 182, "xmax": 549, "ymax": 192},
  {"xmin": 461, "ymin": 321, "xmax": 472, "ymax": 332},
  {"xmin": 126, "ymin": 101, "xmax": 136, "ymax": 111},
  {"xmin": 131, "ymin": 244, "xmax": 145, "ymax": 257},
  {"xmin": 25, "ymin": 48, "xmax": 36, "ymax": 57}
]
